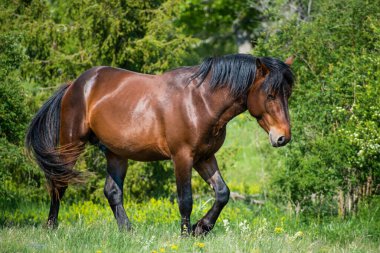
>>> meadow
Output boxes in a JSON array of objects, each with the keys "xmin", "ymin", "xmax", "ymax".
[
  {"xmin": 1, "ymin": 122, "xmax": 379, "ymax": 252},
  {"xmin": 1, "ymin": 197, "xmax": 379, "ymax": 253}
]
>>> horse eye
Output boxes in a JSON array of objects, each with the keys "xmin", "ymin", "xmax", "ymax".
[{"xmin": 267, "ymin": 94, "xmax": 276, "ymax": 100}]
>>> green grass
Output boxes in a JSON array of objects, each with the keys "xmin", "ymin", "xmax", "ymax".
[
  {"xmin": 217, "ymin": 113, "xmax": 282, "ymax": 194},
  {"xmin": 1, "ymin": 198, "xmax": 379, "ymax": 253}
]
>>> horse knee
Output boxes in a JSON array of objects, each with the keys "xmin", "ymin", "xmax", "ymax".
[
  {"xmin": 104, "ymin": 180, "xmax": 123, "ymax": 205},
  {"xmin": 216, "ymin": 185, "xmax": 230, "ymax": 206}
]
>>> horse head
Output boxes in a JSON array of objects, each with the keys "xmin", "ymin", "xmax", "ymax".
[{"xmin": 247, "ymin": 56, "xmax": 294, "ymax": 147}]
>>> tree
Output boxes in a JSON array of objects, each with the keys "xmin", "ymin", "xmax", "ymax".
[
  {"xmin": 0, "ymin": 0, "xmax": 197, "ymax": 203},
  {"xmin": 175, "ymin": 0, "xmax": 261, "ymax": 62}
]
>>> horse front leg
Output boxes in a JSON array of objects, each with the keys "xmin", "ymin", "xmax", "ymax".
[
  {"xmin": 193, "ymin": 155, "xmax": 230, "ymax": 236},
  {"xmin": 173, "ymin": 151, "xmax": 194, "ymax": 236}
]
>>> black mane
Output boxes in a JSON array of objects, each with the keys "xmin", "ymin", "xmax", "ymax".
[{"xmin": 191, "ymin": 54, "xmax": 294, "ymax": 96}]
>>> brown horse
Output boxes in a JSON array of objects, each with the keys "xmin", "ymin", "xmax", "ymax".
[{"xmin": 26, "ymin": 54, "xmax": 294, "ymax": 236}]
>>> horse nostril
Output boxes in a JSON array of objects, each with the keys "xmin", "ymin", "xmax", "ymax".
[{"xmin": 277, "ymin": 136, "xmax": 286, "ymax": 145}]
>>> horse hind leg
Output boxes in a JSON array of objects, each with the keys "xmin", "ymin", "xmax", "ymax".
[
  {"xmin": 46, "ymin": 135, "xmax": 87, "ymax": 228},
  {"xmin": 47, "ymin": 94, "xmax": 89, "ymax": 228},
  {"xmin": 46, "ymin": 150, "xmax": 84, "ymax": 228},
  {"xmin": 47, "ymin": 183, "xmax": 68, "ymax": 229},
  {"xmin": 103, "ymin": 150, "xmax": 130, "ymax": 230}
]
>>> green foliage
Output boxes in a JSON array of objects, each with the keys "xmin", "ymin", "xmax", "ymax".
[
  {"xmin": 132, "ymin": 0, "xmax": 199, "ymax": 73},
  {"xmin": 254, "ymin": 0, "xmax": 380, "ymax": 214},
  {"xmin": 4, "ymin": 0, "xmax": 196, "ymax": 87},
  {"xmin": 0, "ymin": 32, "xmax": 46, "ymax": 205},
  {"xmin": 0, "ymin": 0, "xmax": 197, "ymax": 203},
  {"xmin": 0, "ymin": 138, "xmax": 46, "ymax": 207},
  {"xmin": 126, "ymin": 161, "xmax": 175, "ymax": 200},
  {"xmin": 0, "ymin": 33, "xmax": 29, "ymax": 143},
  {"xmin": 177, "ymin": 0, "xmax": 261, "ymax": 62}
]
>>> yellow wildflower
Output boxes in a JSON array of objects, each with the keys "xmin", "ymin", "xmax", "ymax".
[
  {"xmin": 96, "ymin": 251, "xmax": 102, "ymax": 253},
  {"xmin": 195, "ymin": 242, "xmax": 205, "ymax": 248},
  {"xmin": 294, "ymin": 231, "xmax": 304, "ymax": 238},
  {"xmin": 159, "ymin": 248, "xmax": 165, "ymax": 252},
  {"xmin": 171, "ymin": 244, "xmax": 178, "ymax": 250},
  {"xmin": 274, "ymin": 227, "xmax": 284, "ymax": 234}
]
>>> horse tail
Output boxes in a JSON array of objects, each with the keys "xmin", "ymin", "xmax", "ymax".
[{"xmin": 25, "ymin": 84, "xmax": 84, "ymax": 188}]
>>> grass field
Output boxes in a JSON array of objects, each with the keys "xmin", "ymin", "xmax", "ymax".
[
  {"xmin": 1, "ymin": 197, "xmax": 379, "ymax": 253},
  {"xmin": 1, "ymin": 118, "xmax": 379, "ymax": 252}
]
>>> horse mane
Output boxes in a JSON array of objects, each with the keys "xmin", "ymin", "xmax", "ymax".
[{"xmin": 190, "ymin": 54, "xmax": 294, "ymax": 96}]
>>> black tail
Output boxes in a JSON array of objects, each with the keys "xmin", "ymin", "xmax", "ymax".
[{"xmin": 25, "ymin": 84, "xmax": 83, "ymax": 188}]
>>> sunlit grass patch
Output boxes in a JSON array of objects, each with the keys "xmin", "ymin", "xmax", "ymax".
[{"xmin": 1, "ymin": 198, "xmax": 379, "ymax": 252}]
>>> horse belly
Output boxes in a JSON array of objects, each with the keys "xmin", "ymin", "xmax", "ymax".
[
  {"xmin": 88, "ymin": 94, "xmax": 170, "ymax": 161},
  {"xmin": 109, "ymin": 141, "xmax": 170, "ymax": 161},
  {"xmin": 92, "ymin": 120, "xmax": 170, "ymax": 161}
]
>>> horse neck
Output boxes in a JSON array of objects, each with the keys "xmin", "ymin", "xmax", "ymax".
[
  {"xmin": 204, "ymin": 86, "xmax": 247, "ymax": 128},
  {"xmin": 218, "ymin": 95, "xmax": 247, "ymax": 126}
]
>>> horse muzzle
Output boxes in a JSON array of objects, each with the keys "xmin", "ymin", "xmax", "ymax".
[{"xmin": 269, "ymin": 130, "xmax": 291, "ymax": 147}]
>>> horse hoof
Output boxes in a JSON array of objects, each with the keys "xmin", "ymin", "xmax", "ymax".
[
  {"xmin": 45, "ymin": 219, "xmax": 58, "ymax": 230},
  {"xmin": 192, "ymin": 222, "xmax": 211, "ymax": 237},
  {"xmin": 180, "ymin": 231, "xmax": 190, "ymax": 238},
  {"xmin": 118, "ymin": 223, "xmax": 132, "ymax": 232}
]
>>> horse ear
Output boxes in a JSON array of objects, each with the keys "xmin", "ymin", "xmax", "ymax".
[
  {"xmin": 256, "ymin": 58, "xmax": 269, "ymax": 77},
  {"xmin": 284, "ymin": 55, "xmax": 295, "ymax": 66}
]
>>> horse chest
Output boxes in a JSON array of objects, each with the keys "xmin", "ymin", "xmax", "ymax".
[{"xmin": 196, "ymin": 126, "xmax": 226, "ymax": 158}]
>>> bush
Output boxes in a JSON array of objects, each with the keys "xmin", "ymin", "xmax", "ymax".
[{"xmin": 254, "ymin": 0, "xmax": 380, "ymax": 215}]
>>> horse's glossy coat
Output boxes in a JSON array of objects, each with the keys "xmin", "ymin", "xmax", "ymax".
[{"xmin": 26, "ymin": 54, "xmax": 294, "ymax": 235}]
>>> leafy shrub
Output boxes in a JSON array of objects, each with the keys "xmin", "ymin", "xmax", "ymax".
[{"xmin": 254, "ymin": 0, "xmax": 380, "ymax": 215}]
